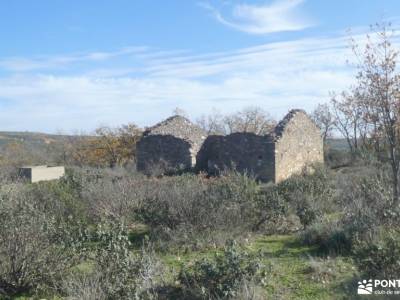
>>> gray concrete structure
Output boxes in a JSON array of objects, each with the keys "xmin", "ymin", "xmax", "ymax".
[{"xmin": 19, "ymin": 165, "xmax": 65, "ymax": 183}]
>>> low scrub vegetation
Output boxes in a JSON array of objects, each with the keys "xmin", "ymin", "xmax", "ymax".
[
  {"xmin": 178, "ymin": 240, "xmax": 267, "ymax": 299},
  {"xmin": 1, "ymin": 154, "xmax": 398, "ymax": 299}
]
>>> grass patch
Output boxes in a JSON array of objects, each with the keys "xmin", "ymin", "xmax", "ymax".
[{"xmin": 160, "ymin": 234, "xmax": 358, "ymax": 300}]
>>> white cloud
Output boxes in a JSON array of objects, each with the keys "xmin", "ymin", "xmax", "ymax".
[
  {"xmin": 200, "ymin": 0, "xmax": 314, "ymax": 34},
  {"xmin": 0, "ymin": 46, "xmax": 149, "ymax": 72},
  {"xmin": 1, "ymin": 29, "xmax": 384, "ymax": 133}
]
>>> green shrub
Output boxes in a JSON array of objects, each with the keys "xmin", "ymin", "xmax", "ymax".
[
  {"xmin": 80, "ymin": 223, "xmax": 163, "ymax": 300},
  {"xmin": 295, "ymin": 196, "xmax": 319, "ymax": 229},
  {"xmin": 136, "ymin": 172, "xmax": 260, "ymax": 248},
  {"xmin": 300, "ymin": 217, "xmax": 352, "ymax": 255},
  {"xmin": 340, "ymin": 167, "xmax": 398, "ymax": 232},
  {"xmin": 0, "ymin": 184, "xmax": 81, "ymax": 297},
  {"xmin": 299, "ymin": 165, "xmax": 400, "ymax": 256},
  {"xmin": 252, "ymin": 186, "xmax": 289, "ymax": 232},
  {"xmin": 276, "ymin": 165, "xmax": 336, "ymax": 229},
  {"xmin": 28, "ymin": 179, "xmax": 89, "ymax": 225},
  {"xmin": 178, "ymin": 241, "xmax": 266, "ymax": 299},
  {"xmin": 353, "ymin": 229, "xmax": 400, "ymax": 278}
]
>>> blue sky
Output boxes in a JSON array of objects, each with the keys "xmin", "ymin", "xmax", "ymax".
[{"xmin": 0, "ymin": 0, "xmax": 399, "ymax": 132}]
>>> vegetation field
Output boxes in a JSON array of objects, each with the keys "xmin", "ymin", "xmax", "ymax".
[{"xmin": 0, "ymin": 156, "xmax": 398, "ymax": 300}]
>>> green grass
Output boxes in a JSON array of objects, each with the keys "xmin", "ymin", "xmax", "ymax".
[
  {"xmin": 160, "ymin": 234, "xmax": 358, "ymax": 300},
  {"xmin": 10, "ymin": 234, "xmax": 358, "ymax": 299},
  {"xmin": 250, "ymin": 235, "xmax": 356, "ymax": 299}
]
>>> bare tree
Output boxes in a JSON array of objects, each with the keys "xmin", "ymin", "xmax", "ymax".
[
  {"xmin": 332, "ymin": 22, "xmax": 400, "ymax": 202},
  {"xmin": 331, "ymin": 90, "xmax": 364, "ymax": 154},
  {"xmin": 311, "ymin": 103, "xmax": 335, "ymax": 142},
  {"xmin": 350, "ymin": 22, "xmax": 400, "ymax": 202},
  {"xmin": 196, "ymin": 109, "xmax": 226, "ymax": 135},
  {"xmin": 224, "ymin": 107, "xmax": 276, "ymax": 135},
  {"xmin": 197, "ymin": 107, "xmax": 276, "ymax": 136}
]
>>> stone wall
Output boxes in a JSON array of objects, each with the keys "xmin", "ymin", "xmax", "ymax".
[
  {"xmin": 137, "ymin": 110, "xmax": 323, "ymax": 182},
  {"xmin": 136, "ymin": 135, "xmax": 193, "ymax": 174},
  {"xmin": 136, "ymin": 115, "xmax": 207, "ymax": 175},
  {"xmin": 274, "ymin": 110, "xmax": 323, "ymax": 182},
  {"xmin": 196, "ymin": 133, "xmax": 275, "ymax": 182}
]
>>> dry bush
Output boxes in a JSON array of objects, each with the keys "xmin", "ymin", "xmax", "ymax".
[
  {"xmin": 300, "ymin": 164, "xmax": 399, "ymax": 256},
  {"xmin": 0, "ymin": 165, "xmax": 20, "ymax": 183},
  {"xmin": 353, "ymin": 229, "xmax": 400, "ymax": 278},
  {"xmin": 135, "ymin": 172, "xmax": 260, "ymax": 248},
  {"xmin": 231, "ymin": 281, "xmax": 266, "ymax": 300},
  {"xmin": 69, "ymin": 223, "xmax": 164, "ymax": 300},
  {"xmin": 81, "ymin": 176, "xmax": 145, "ymax": 222},
  {"xmin": 63, "ymin": 272, "xmax": 107, "ymax": 300},
  {"xmin": 340, "ymin": 165, "xmax": 397, "ymax": 234},
  {"xmin": 305, "ymin": 256, "xmax": 339, "ymax": 284},
  {"xmin": 272, "ymin": 165, "xmax": 336, "ymax": 230},
  {"xmin": 0, "ymin": 183, "xmax": 81, "ymax": 297}
]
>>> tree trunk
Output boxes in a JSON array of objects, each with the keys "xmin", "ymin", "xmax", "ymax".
[
  {"xmin": 396, "ymin": 163, "xmax": 400, "ymax": 204},
  {"xmin": 390, "ymin": 159, "xmax": 400, "ymax": 204}
]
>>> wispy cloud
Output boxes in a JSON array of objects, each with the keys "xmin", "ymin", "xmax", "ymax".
[
  {"xmin": 200, "ymin": 0, "xmax": 314, "ymax": 34},
  {"xmin": 0, "ymin": 30, "xmax": 363, "ymax": 132},
  {"xmin": 0, "ymin": 46, "xmax": 149, "ymax": 72},
  {"xmin": 3, "ymin": 26, "xmax": 397, "ymax": 133}
]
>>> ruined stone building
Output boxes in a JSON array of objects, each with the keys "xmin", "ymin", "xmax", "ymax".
[
  {"xmin": 196, "ymin": 110, "xmax": 323, "ymax": 182},
  {"xmin": 137, "ymin": 110, "xmax": 323, "ymax": 182},
  {"xmin": 136, "ymin": 115, "xmax": 207, "ymax": 174}
]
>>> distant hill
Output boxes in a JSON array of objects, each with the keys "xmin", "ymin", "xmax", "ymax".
[
  {"xmin": 0, "ymin": 131, "xmax": 96, "ymax": 166},
  {"xmin": 326, "ymin": 138, "xmax": 349, "ymax": 151},
  {"xmin": 0, "ymin": 131, "xmax": 71, "ymax": 150},
  {"xmin": 0, "ymin": 131, "xmax": 349, "ymax": 153}
]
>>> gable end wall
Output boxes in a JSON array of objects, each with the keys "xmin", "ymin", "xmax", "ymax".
[{"xmin": 274, "ymin": 112, "xmax": 323, "ymax": 183}]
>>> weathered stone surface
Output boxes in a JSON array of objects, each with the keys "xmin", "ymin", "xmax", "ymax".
[
  {"xmin": 197, "ymin": 109, "xmax": 323, "ymax": 182},
  {"xmin": 196, "ymin": 133, "xmax": 275, "ymax": 182},
  {"xmin": 273, "ymin": 109, "xmax": 323, "ymax": 182},
  {"xmin": 136, "ymin": 115, "xmax": 207, "ymax": 174},
  {"xmin": 137, "ymin": 110, "xmax": 323, "ymax": 182}
]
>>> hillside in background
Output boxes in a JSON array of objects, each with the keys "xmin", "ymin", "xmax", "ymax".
[
  {"xmin": 0, "ymin": 131, "xmax": 70, "ymax": 149},
  {"xmin": 0, "ymin": 131, "xmax": 349, "ymax": 153},
  {"xmin": 0, "ymin": 132, "xmax": 86, "ymax": 166},
  {"xmin": 0, "ymin": 131, "xmax": 90, "ymax": 153},
  {"xmin": 326, "ymin": 138, "xmax": 349, "ymax": 151}
]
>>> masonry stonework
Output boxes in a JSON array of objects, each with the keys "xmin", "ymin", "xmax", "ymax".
[
  {"xmin": 273, "ymin": 109, "xmax": 323, "ymax": 182},
  {"xmin": 196, "ymin": 133, "xmax": 276, "ymax": 182},
  {"xmin": 136, "ymin": 115, "xmax": 207, "ymax": 174},
  {"xmin": 137, "ymin": 110, "xmax": 323, "ymax": 182}
]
